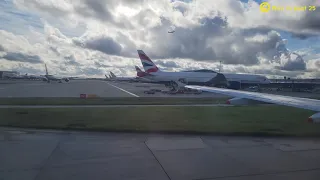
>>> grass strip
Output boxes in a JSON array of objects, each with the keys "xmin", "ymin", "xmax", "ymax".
[{"xmin": 0, "ymin": 106, "xmax": 319, "ymax": 137}]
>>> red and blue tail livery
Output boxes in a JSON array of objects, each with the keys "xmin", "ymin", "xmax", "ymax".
[{"xmin": 137, "ymin": 50, "xmax": 159, "ymax": 73}]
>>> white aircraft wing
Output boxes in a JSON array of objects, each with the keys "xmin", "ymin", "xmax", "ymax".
[{"xmin": 185, "ymin": 85, "xmax": 320, "ymax": 112}]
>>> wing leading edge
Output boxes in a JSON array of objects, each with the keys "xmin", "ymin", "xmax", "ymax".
[{"xmin": 185, "ymin": 85, "xmax": 320, "ymax": 112}]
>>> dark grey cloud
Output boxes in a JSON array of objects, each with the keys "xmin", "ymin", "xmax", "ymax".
[
  {"xmin": 75, "ymin": 0, "xmax": 113, "ymax": 22},
  {"xmin": 74, "ymin": 37, "xmax": 122, "ymax": 55},
  {"xmin": 291, "ymin": 33, "xmax": 317, "ymax": 40},
  {"xmin": 294, "ymin": 6, "xmax": 320, "ymax": 36},
  {"xmin": 1, "ymin": 52, "xmax": 42, "ymax": 63},
  {"xmin": 0, "ymin": 45, "xmax": 5, "ymax": 51},
  {"xmin": 144, "ymin": 15, "xmax": 286, "ymax": 66},
  {"xmin": 146, "ymin": 16, "xmax": 224, "ymax": 60},
  {"xmin": 268, "ymin": 3, "xmax": 320, "ymax": 39},
  {"xmin": 316, "ymin": 60, "xmax": 320, "ymax": 68}
]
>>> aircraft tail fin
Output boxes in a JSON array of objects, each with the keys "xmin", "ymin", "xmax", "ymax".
[
  {"xmin": 45, "ymin": 64, "xmax": 49, "ymax": 75},
  {"xmin": 137, "ymin": 50, "xmax": 159, "ymax": 73},
  {"xmin": 135, "ymin": 66, "xmax": 143, "ymax": 73},
  {"xmin": 110, "ymin": 71, "xmax": 116, "ymax": 78},
  {"xmin": 135, "ymin": 65, "xmax": 147, "ymax": 77}
]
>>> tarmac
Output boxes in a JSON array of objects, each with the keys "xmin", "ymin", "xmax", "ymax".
[
  {"xmin": 0, "ymin": 80, "xmax": 228, "ymax": 98},
  {"xmin": 0, "ymin": 104, "xmax": 233, "ymax": 108},
  {"xmin": 0, "ymin": 79, "xmax": 319, "ymax": 98},
  {"xmin": 1, "ymin": 80, "xmax": 320, "ymax": 180},
  {"xmin": 1, "ymin": 127, "xmax": 320, "ymax": 180}
]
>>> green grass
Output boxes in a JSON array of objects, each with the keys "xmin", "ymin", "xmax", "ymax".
[
  {"xmin": 0, "ymin": 97, "xmax": 229, "ymax": 105},
  {"xmin": 0, "ymin": 106, "xmax": 319, "ymax": 137}
]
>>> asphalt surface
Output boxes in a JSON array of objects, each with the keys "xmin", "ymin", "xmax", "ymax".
[
  {"xmin": 0, "ymin": 80, "xmax": 228, "ymax": 98},
  {"xmin": 0, "ymin": 79, "xmax": 319, "ymax": 99},
  {"xmin": 1, "ymin": 127, "xmax": 320, "ymax": 180},
  {"xmin": 0, "ymin": 104, "xmax": 233, "ymax": 108}
]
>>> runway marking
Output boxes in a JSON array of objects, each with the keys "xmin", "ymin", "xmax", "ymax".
[{"xmin": 106, "ymin": 82, "xmax": 140, "ymax": 97}]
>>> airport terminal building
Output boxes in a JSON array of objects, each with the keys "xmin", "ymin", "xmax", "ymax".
[{"xmin": 0, "ymin": 71, "xmax": 19, "ymax": 79}]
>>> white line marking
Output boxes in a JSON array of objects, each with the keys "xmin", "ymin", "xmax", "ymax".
[{"xmin": 106, "ymin": 82, "xmax": 140, "ymax": 97}]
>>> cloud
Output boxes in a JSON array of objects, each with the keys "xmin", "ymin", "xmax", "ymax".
[
  {"xmin": 75, "ymin": 36, "xmax": 122, "ymax": 55},
  {"xmin": 1, "ymin": 52, "xmax": 42, "ymax": 63},
  {"xmin": 94, "ymin": 61, "xmax": 111, "ymax": 68},
  {"xmin": 0, "ymin": 0, "xmax": 318, "ymax": 78},
  {"xmin": 277, "ymin": 53, "xmax": 306, "ymax": 71},
  {"xmin": 227, "ymin": 0, "xmax": 320, "ymax": 36},
  {"xmin": 0, "ymin": 45, "xmax": 4, "ymax": 51},
  {"xmin": 154, "ymin": 60, "xmax": 180, "ymax": 68},
  {"xmin": 64, "ymin": 55, "xmax": 81, "ymax": 66},
  {"xmin": 80, "ymin": 67, "xmax": 104, "ymax": 76}
]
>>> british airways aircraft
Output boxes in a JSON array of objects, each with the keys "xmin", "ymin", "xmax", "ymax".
[{"xmin": 137, "ymin": 50, "xmax": 228, "ymax": 87}]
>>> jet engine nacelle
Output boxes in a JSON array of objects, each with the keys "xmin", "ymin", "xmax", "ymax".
[
  {"xmin": 226, "ymin": 97, "xmax": 267, "ymax": 105},
  {"xmin": 308, "ymin": 112, "xmax": 320, "ymax": 123},
  {"xmin": 64, "ymin": 78, "xmax": 70, "ymax": 82}
]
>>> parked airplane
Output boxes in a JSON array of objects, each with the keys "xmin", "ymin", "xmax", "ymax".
[
  {"xmin": 134, "ymin": 66, "xmax": 158, "ymax": 83},
  {"xmin": 5, "ymin": 73, "xmax": 45, "ymax": 80},
  {"xmin": 135, "ymin": 66, "xmax": 148, "ymax": 77},
  {"xmin": 43, "ymin": 64, "xmax": 70, "ymax": 83},
  {"xmin": 108, "ymin": 71, "xmax": 139, "ymax": 82},
  {"xmin": 185, "ymin": 85, "xmax": 320, "ymax": 123},
  {"xmin": 137, "ymin": 50, "xmax": 228, "ymax": 87},
  {"xmin": 177, "ymin": 70, "xmax": 270, "ymax": 90}
]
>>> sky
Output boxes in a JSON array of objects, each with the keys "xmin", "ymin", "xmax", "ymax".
[{"xmin": 0, "ymin": 0, "xmax": 320, "ymax": 78}]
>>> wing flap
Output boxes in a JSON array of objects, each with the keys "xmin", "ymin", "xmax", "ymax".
[{"xmin": 186, "ymin": 85, "xmax": 320, "ymax": 112}]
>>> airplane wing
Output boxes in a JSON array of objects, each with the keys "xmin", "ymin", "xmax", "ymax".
[{"xmin": 185, "ymin": 85, "xmax": 320, "ymax": 122}]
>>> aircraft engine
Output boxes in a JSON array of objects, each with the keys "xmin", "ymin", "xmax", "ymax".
[
  {"xmin": 64, "ymin": 78, "xmax": 70, "ymax": 82},
  {"xmin": 308, "ymin": 112, "xmax": 320, "ymax": 123}
]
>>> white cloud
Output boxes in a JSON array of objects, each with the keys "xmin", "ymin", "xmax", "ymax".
[{"xmin": 0, "ymin": 0, "xmax": 318, "ymax": 78}]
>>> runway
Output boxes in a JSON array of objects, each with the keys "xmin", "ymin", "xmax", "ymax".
[
  {"xmin": 1, "ymin": 127, "xmax": 320, "ymax": 180},
  {"xmin": 0, "ymin": 79, "xmax": 319, "ymax": 99},
  {"xmin": 0, "ymin": 80, "xmax": 228, "ymax": 98},
  {"xmin": 0, "ymin": 104, "xmax": 233, "ymax": 108}
]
